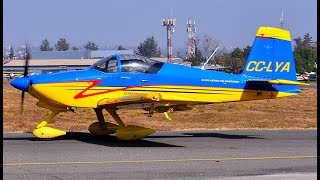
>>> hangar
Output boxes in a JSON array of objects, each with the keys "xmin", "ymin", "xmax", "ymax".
[{"xmin": 3, "ymin": 59, "xmax": 99, "ymax": 79}]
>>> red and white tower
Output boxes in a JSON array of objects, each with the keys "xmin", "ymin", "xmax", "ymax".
[
  {"xmin": 162, "ymin": 18, "xmax": 175, "ymax": 62},
  {"xmin": 187, "ymin": 18, "xmax": 196, "ymax": 59}
]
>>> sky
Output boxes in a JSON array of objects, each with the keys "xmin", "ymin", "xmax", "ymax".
[{"xmin": 3, "ymin": 0, "xmax": 317, "ymax": 53}]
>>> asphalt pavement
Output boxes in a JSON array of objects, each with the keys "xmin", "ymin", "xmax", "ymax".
[{"xmin": 3, "ymin": 130, "xmax": 317, "ymax": 179}]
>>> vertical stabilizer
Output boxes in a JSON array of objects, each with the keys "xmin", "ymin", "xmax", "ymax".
[{"xmin": 241, "ymin": 27, "xmax": 296, "ymax": 81}]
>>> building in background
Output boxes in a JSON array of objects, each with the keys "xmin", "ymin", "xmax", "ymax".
[
  {"xmin": 3, "ymin": 59, "xmax": 99, "ymax": 77},
  {"xmin": 31, "ymin": 50, "xmax": 134, "ymax": 59}
]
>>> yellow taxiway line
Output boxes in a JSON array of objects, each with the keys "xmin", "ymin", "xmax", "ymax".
[{"xmin": 4, "ymin": 155, "xmax": 316, "ymax": 166}]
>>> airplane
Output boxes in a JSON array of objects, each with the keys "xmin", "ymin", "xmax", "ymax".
[{"xmin": 10, "ymin": 26, "xmax": 309, "ymax": 141}]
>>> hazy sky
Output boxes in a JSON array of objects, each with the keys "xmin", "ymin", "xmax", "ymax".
[{"xmin": 3, "ymin": 0, "xmax": 317, "ymax": 52}]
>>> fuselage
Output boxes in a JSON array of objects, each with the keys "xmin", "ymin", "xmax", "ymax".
[{"xmin": 14, "ymin": 61, "xmax": 297, "ymax": 109}]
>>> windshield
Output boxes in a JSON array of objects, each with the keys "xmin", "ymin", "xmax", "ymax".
[
  {"xmin": 90, "ymin": 56, "xmax": 118, "ymax": 73},
  {"xmin": 90, "ymin": 54, "xmax": 164, "ymax": 74},
  {"xmin": 90, "ymin": 55, "xmax": 163, "ymax": 74},
  {"xmin": 120, "ymin": 54, "xmax": 163, "ymax": 74}
]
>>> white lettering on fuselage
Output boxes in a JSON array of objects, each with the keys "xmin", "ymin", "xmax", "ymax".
[{"xmin": 201, "ymin": 79, "xmax": 239, "ymax": 83}]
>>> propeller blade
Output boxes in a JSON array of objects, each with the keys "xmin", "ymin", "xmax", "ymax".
[
  {"xmin": 21, "ymin": 43, "xmax": 30, "ymax": 114},
  {"xmin": 21, "ymin": 91, "xmax": 25, "ymax": 114},
  {"xmin": 23, "ymin": 44, "xmax": 30, "ymax": 77}
]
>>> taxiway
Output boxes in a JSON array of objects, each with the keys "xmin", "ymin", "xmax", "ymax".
[{"xmin": 3, "ymin": 130, "xmax": 317, "ymax": 179}]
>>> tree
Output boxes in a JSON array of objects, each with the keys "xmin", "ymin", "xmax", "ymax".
[
  {"xmin": 117, "ymin": 45, "xmax": 127, "ymax": 50},
  {"xmin": 72, "ymin": 46, "xmax": 79, "ymax": 50},
  {"xmin": 230, "ymin": 47, "xmax": 243, "ymax": 59},
  {"xmin": 229, "ymin": 57, "xmax": 245, "ymax": 74},
  {"xmin": 55, "ymin": 38, "xmax": 70, "ymax": 51},
  {"xmin": 185, "ymin": 40, "xmax": 204, "ymax": 66},
  {"xmin": 294, "ymin": 34, "xmax": 314, "ymax": 50},
  {"xmin": 200, "ymin": 34, "xmax": 219, "ymax": 62},
  {"xmin": 185, "ymin": 46, "xmax": 203, "ymax": 66},
  {"xmin": 40, "ymin": 39, "xmax": 53, "ymax": 51},
  {"xmin": 214, "ymin": 47, "xmax": 247, "ymax": 74},
  {"xmin": 84, "ymin": 41, "xmax": 99, "ymax": 51},
  {"xmin": 294, "ymin": 47, "xmax": 317, "ymax": 73},
  {"xmin": 9, "ymin": 46, "xmax": 14, "ymax": 59},
  {"xmin": 215, "ymin": 53, "xmax": 231, "ymax": 72},
  {"xmin": 302, "ymin": 33, "xmax": 313, "ymax": 48},
  {"xmin": 293, "ymin": 37, "xmax": 303, "ymax": 50},
  {"xmin": 242, "ymin": 46, "xmax": 251, "ymax": 60},
  {"xmin": 293, "ymin": 33, "xmax": 317, "ymax": 73},
  {"xmin": 137, "ymin": 36, "xmax": 161, "ymax": 57}
]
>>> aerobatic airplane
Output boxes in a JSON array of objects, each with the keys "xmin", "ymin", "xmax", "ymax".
[{"xmin": 10, "ymin": 26, "xmax": 308, "ymax": 140}]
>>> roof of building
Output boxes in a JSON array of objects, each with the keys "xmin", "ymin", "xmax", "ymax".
[
  {"xmin": 3, "ymin": 59, "xmax": 99, "ymax": 67},
  {"xmin": 3, "ymin": 57, "xmax": 191, "ymax": 67},
  {"xmin": 31, "ymin": 50, "xmax": 134, "ymax": 59},
  {"xmin": 3, "ymin": 59, "xmax": 13, "ymax": 64},
  {"xmin": 90, "ymin": 50, "xmax": 134, "ymax": 58},
  {"xmin": 150, "ymin": 57, "xmax": 183, "ymax": 63}
]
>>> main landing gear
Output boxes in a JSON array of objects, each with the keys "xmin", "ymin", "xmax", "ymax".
[
  {"xmin": 89, "ymin": 108, "xmax": 156, "ymax": 140},
  {"xmin": 32, "ymin": 108, "xmax": 156, "ymax": 141}
]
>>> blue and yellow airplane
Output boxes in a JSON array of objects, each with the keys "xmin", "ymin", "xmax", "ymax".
[{"xmin": 11, "ymin": 26, "xmax": 308, "ymax": 140}]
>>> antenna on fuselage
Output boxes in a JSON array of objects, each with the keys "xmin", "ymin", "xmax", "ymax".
[{"xmin": 201, "ymin": 46, "xmax": 219, "ymax": 70}]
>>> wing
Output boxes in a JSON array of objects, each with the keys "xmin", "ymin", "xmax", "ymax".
[{"xmin": 97, "ymin": 92, "xmax": 162, "ymax": 106}]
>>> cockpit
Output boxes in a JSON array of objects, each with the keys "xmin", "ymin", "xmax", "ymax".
[{"xmin": 90, "ymin": 54, "xmax": 164, "ymax": 74}]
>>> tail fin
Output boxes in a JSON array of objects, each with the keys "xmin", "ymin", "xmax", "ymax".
[{"xmin": 242, "ymin": 27, "xmax": 296, "ymax": 81}]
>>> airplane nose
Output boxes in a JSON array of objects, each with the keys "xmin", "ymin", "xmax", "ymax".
[{"xmin": 10, "ymin": 77, "xmax": 30, "ymax": 92}]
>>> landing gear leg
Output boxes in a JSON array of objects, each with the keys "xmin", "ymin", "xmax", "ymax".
[
  {"xmin": 94, "ymin": 108, "xmax": 107, "ymax": 130},
  {"xmin": 33, "ymin": 110, "xmax": 66, "ymax": 138},
  {"xmin": 88, "ymin": 108, "xmax": 119, "ymax": 136},
  {"xmin": 163, "ymin": 103, "xmax": 174, "ymax": 120},
  {"xmin": 105, "ymin": 107, "xmax": 156, "ymax": 141},
  {"xmin": 105, "ymin": 108, "xmax": 125, "ymax": 127}
]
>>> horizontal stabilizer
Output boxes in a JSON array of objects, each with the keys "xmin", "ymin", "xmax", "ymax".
[
  {"xmin": 247, "ymin": 79, "xmax": 310, "ymax": 86},
  {"xmin": 268, "ymin": 79, "xmax": 310, "ymax": 85}
]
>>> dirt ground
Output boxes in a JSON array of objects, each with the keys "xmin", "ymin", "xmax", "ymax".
[{"xmin": 3, "ymin": 81, "xmax": 317, "ymax": 132}]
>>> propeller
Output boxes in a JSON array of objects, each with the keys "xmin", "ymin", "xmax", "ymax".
[{"xmin": 20, "ymin": 43, "xmax": 31, "ymax": 114}]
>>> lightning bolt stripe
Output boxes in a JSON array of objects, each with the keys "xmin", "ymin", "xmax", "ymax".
[{"xmin": 73, "ymin": 80, "xmax": 142, "ymax": 99}]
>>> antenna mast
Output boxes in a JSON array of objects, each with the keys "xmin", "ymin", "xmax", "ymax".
[
  {"xmin": 187, "ymin": 18, "xmax": 196, "ymax": 59},
  {"xmin": 162, "ymin": 17, "xmax": 176, "ymax": 62},
  {"xmin": 280, "ymin": 10, "xmax": 284, "ymax": 29}
]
